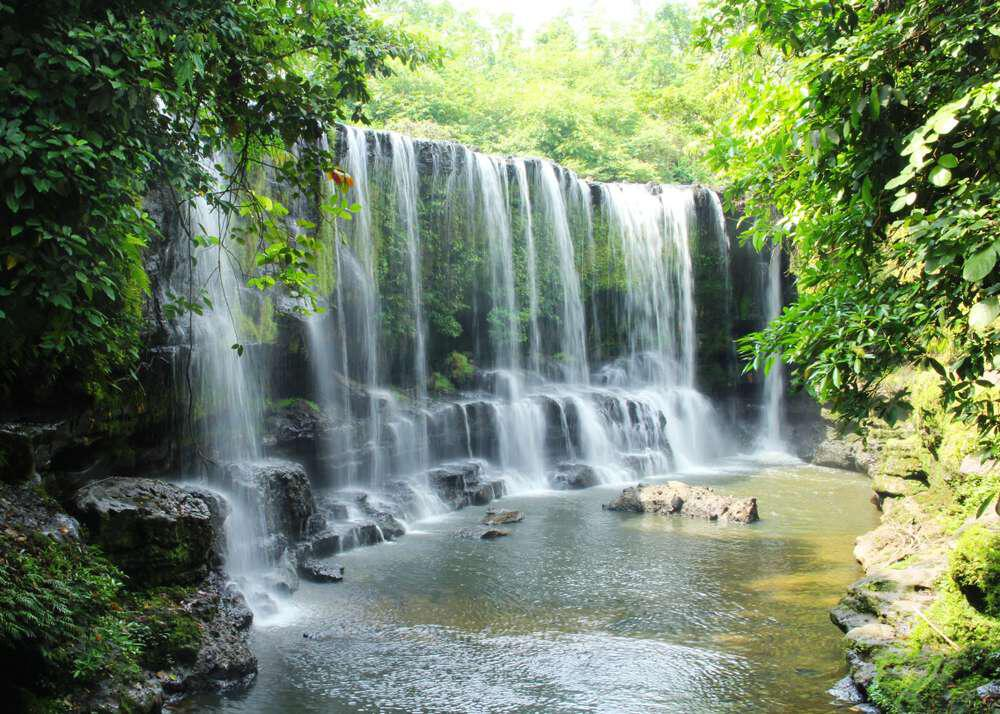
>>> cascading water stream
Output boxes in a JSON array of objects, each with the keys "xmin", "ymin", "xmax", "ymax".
[
  {"xmin": 172, "ymin": 181, "xmax": 279, "ymax": 602},
  {"xmin": 760, "ymin": 241, "xmax": 786, "ymax": 450},
  {"xmin": 513, "ymin": 159, "xmax": 543, "ymax": 375},
  {"xmin": 538, "ymin": 162, "xmax": 589, "ymax": 385}
]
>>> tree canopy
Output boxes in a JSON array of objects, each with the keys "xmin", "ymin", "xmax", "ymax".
[
  {"xmin": 703, "ymin": 0, "xmax": 1000, "ymax": 456},
  {"xmin": 369, "ymin": 0, "xmax": 727, "ymax": 184},
  {"xmin": 0, "ymin": 0, "xmax": 429, "ymax": 402}
]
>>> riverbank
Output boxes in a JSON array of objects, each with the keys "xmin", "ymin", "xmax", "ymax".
[{"xmin": 810, "ymin": 370, "xmax": 1000, "ymax": 712}]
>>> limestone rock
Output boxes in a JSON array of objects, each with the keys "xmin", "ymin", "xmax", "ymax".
[
  {"xmin": 72, "ymin": 477, "xmax": 217, "ymax": 586},
  {"xmin": 481, "ymin": 510, "xmax": 524, "ymax": 525},
  {"xmin": 870, "ymin": 437, "xmax": 928, "ymax": 501},
  {"xmin": 605, "ymin": 481, "xmax": 759, "ymax": 524}
]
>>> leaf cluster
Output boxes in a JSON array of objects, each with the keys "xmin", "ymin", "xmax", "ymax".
[
  {"xmin": 704, "ymin": 0, "xmax": 1000, "ymax": 452},
  {"xmin": 0, "ymin": 0, "xmax": 431, "ymax": 403}
]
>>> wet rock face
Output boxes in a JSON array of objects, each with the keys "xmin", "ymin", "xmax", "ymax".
[
  {"xmin": 161, "ymin": 574, "xmax": 257, "ymax": 696},
  {"xmin": 606, "ymin": 481, "xmax": 759, "ymax": 524},
  {"xmin": 224, "ymin": 459, "xmax": 315, "ymax": 540},
  {"xmin": 428, "ymin": 460, "xmax": 504, "ymax": 510},
  {"xmin": 72, "ymin": 477, "xmax": 218, "ymax": 586},
  {"xmin": 0, "ymin": 429, "xmax": 35, "ymax": 483},
  {"xmin": 551, "ymin": 463, "xmax": 598, "ymax": 490}
]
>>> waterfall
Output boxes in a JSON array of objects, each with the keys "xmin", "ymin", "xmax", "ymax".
[
  {"xmin": 598, "ymin": 183, "xmax": 730, "ymax": 465},
  {"xmin": 760, "ymin": 242, "xmax": 785, "ymax": 450},
  {"xmin": 168, "ymin": 124, "xmax": 783, "ymax": 583},
  {"xmin": 179, "ymin": 192, "xmax": 262, "ymax": 464},
  {"xmin": 171, "ymin": 176, "xmax": 279, "ymax": 600},
  {"xmin": 475, "ymin": 153, "xmax": 520, "ymax": 383},
  {"xmin": 387, "ymin": 132, "xmax": 429, "ymax": 403},
  {"xmin": 538, "ymin": 162, "xmax": 589, "ymax": 384}
]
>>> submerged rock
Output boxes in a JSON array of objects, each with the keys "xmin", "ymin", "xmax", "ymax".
[
  {"xmin": 72, "ymin": 477, "xmax": 218, "ymax": 586},
  {"xmin": 224, "ymin": 459, "xmax": 315, "ymax": 540},
  {"xmin": 481, "ymin": 509, "xmax": 524, "ymax": 525},
  {"xmin": 605, "ymin": 481, "xmax": 759, "ymax": 524},
  {"xmin": 479, "ymin": 528, "xmax": 510, "ymax": 540},
  {"xmin": 552, "ymin": 463, "xmax": 598, "ymax": 490}
]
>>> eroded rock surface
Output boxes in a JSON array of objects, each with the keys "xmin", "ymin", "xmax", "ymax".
[
  {"xmin": 224, "ymin": 459, "xmax": 315, "ymax": 540},
  {"xmin": 482, "ymin": 509, "xmax": 524, "ymax": 525},
  {"xmin": 605, "ymin": 481, "xmax": 759, "ymax": 524},
  {"xmin": 72, "ymin": 477, "xmax": 217, "ymax": 586}
]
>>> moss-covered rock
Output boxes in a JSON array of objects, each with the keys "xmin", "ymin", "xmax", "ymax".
[
  {"xmin": 871, "ymin": 436, "xmax": 929, "ymax": 500},
  {"xmin": 950, "ymin": 525, "xmax": 1000, "ymax": 619},
  {"xmin": 71, "ymin": 478, "xmax": 217, "ymax": 587}
]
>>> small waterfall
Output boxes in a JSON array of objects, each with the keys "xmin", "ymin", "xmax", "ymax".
[
  {"xmin": 513, "ymin": 159, "xmax": 542, "ymax": 375},
  {"xmin": 538, "ymin": 162, "xmax": 589, "ymax": 384},
  {"xmin": 171, "ymin": 178, "xmax": 280, "ymax": 604},
  {"xmin": 180, "ymin": 192, "xmax": 262, "ymax": 464},
  {"xmin": 760, "ymin": 242, "xmax": 785, "ymax": 450}
]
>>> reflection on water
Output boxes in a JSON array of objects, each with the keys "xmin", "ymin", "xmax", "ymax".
[{"xmin": 189, "ymin": 458, "xmax": 878, "ymax": 713}]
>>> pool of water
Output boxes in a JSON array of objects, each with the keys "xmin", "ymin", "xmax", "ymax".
[{"xmin": 186, "ymin": 457, "xmax": 878, "ymax": 713}]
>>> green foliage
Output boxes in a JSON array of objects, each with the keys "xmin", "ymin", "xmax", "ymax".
[
  {"xmin": 446, "ymin": 351, "xmax": 474, "ymax": 387},
  {"xmin": 371, "ymin": 0, "xmax": 724, "ymax": 183},
  {"xmin": 0, "ymin": 531, "xmax": 144, "ymax": 700},
  {"xmin": 950, "ymin": 525, "xmax": 1000, "ymax": 619},
  {"xmin": 429, "ymin": 371, "xmax": 455, "ymax": 394},
  {"xmin": 0, "ymin": 0, "xmax": 431, "ymax": 404},
  {"xmin": 704, "ymin": 0, "xmax": 1000, "ymax": 456},
  {"xmin": 871, "ymin": 645, "xmax": 1000, "ymax": 714}
]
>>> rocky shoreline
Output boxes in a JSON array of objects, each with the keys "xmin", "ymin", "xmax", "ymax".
[{"xmin": 805, "ymin": 411, "xmax": 1000, "ymax": 712}]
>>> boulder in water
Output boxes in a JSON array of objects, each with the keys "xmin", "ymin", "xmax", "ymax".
[
  {"xmin": 456, "ymin": 526, "xmax": 510, "ymax": 540},
  {"xmin": 605, "ymin": 481, "xmax": 759, "ymax": 524},
  {"xmin": 481, "ymin": 510, "xmax": 524, "ymax": 525},
  {"xmin": 224, "ymin": 459, "xmax": 315, "ymax": 540},
  {"xmin": 72, "ymin": 477, "xmax": 218, "ymax": 586},
  {"xmin": 552, "ymin": 463, "xmax": 598, "ymax": 490},
  {"xmin": 355, "ymin": 493, "xmax": 407, "ymax": 539},
  {"xmin": 428, "ymin": 460, "xmax": 483, "ymax": 507},
  {"xmin": 307, "ymin": 530, "xmax": 342, "ymax": 558},
  {"xmin": 479, "ymin": 528, "xmax": 510, "ymax": 540},
  {"xmin": 299, "ymin": 559, "xmax": 345, "ymax": 583}
]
